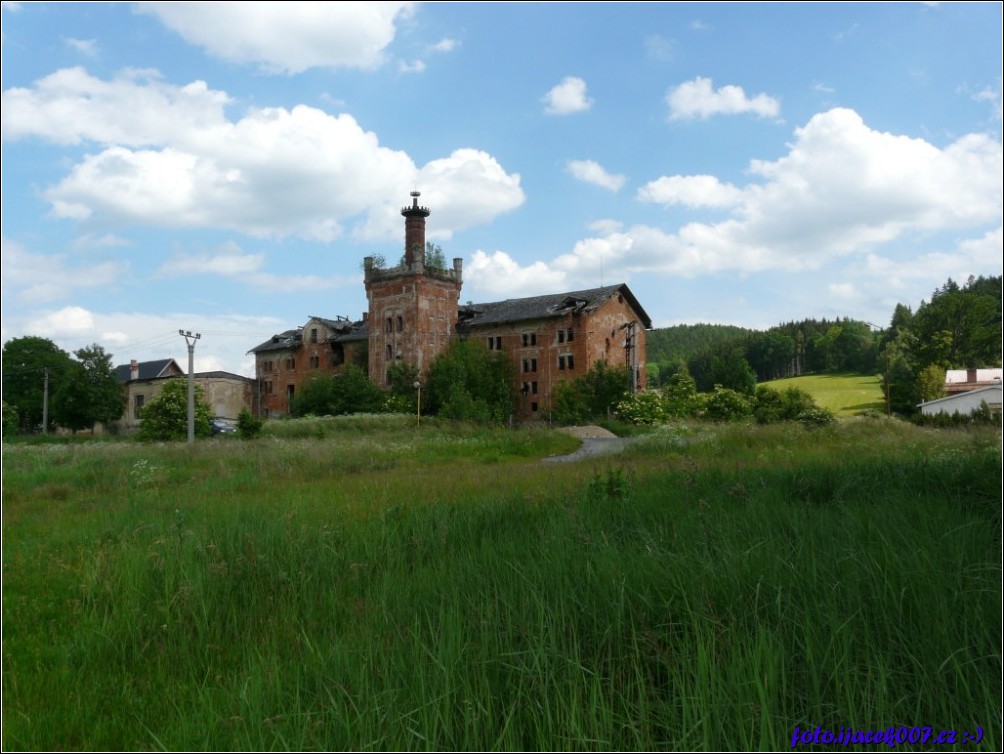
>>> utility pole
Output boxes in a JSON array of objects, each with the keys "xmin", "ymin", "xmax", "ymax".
[
  {"xmin": 179, "ymin": 330, "xmax": 201, "ymax": 443},
  {"xmin": 42, "ymin": 368, "xmax": 49, "ymax": 435}
]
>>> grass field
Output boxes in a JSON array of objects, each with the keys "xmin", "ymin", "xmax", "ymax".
[
  {"xmin": 2, "ymin": 415, "xmax": 1000, "ymax": 750},
  {"xmin": 761, "ymin": 372, "xmax": 886, "ymax": 416}
]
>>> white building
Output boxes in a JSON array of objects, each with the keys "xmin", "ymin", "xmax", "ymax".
[{"xmin": 918, "ymin": 385, "xmax": 1002, "ymax": 417}]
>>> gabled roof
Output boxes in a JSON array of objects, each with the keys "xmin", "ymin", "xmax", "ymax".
[
  {"xmin": 457, "ymin": 284, "xmax": 652, "ymax": 330},
  {"xmin": 114, "ymin": 358, "xmax": 183, "ymax": 383},
  {"xmin": 918, "ymin": 385, "xmax": 1003, "ymax": 409}
]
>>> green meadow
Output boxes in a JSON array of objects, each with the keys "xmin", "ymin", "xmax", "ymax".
[
  {"xmin": 2, "ymin": 416, "xmax": 1000, "ymax": 751},
  {"xmin": 760, "ymin": 372, "xmax": 886, "ymax": 417}
]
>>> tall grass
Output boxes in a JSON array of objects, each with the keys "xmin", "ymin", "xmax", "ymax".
[{"xmin": 3, "ymin": 419, "xmax": 1000, "ymax": 750}]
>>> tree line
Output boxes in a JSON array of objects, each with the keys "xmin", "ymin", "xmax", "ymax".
[
  {"xmin": 648, "ymin": 274, "xmax": 1001, "ymax": 415},
  {"xmin": 2, "ymin": 337, "xmax": 124, "ymax": 436}
]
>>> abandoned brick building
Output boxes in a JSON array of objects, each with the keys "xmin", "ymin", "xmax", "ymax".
[{"xmin": 250, "ymin": 193, "xmax": 651, "ymax": 420}]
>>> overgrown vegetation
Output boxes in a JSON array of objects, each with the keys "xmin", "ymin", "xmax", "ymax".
[
  {"xmin": 647, "ymin": 274, "xmax": 1002, "ymax": 419},
  {"xmin": 3, "ymin": 419, "xmax": 999, "ymax": 750},
  {"xmin": 137, "ymin": 378, "xmax": 213, "ymax": 441}
]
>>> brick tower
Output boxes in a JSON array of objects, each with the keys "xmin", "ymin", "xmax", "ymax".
[{"xmin": 364, "ymin": 192, "xmax": 463, "ymax": 386}]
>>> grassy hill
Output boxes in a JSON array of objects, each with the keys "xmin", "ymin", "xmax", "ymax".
[{"xmin": 761, "ymin": 372, "xmax": 886, "ymax": 417}]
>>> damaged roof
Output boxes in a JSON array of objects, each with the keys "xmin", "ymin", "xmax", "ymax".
[{"xmin": 458, "ymin": 284, "xmax": 651, "ymax": 330}]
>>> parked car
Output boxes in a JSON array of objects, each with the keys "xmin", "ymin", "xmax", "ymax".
[{"xmin": 210, "ymin": 417, "xmax": 237, "ymax": 435}]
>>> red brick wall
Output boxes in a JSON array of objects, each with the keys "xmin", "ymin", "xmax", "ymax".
[
  {"xmin": 366, "ymin": 270, "xmax": 461, "ymax": 387},
  {"xmin": 469, "ymin": 296, "xmax": 647, "ymax": 420}
]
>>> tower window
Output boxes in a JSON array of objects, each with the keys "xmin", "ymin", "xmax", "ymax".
[{"xmin": 397, "ymin": 315, "xmax": 403, "ymax": 332}]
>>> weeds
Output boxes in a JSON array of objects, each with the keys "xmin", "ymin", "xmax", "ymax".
[{"xmin": 2, "ymin": 419, "xmax": 1000, "ymax": 750}]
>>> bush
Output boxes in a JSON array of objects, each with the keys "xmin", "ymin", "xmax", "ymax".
[
  {"xmin": 137, "ymin": 379, "xmax": 212, "ymax": 441},
  {"xmin": 700, "ymin": 386, "xmax": 752, "ymax": 422},
  {"xmin": 753, "ymin": 385, "xmax": 819, "ymax": 424},
  {"xmin": 237, "ymin": 407, "xmax": 264, "ymax": 439},
  {"xmin": 795, "ymin": 407, "xmax": 837, "ymax": 427},
  {"xmin": 615, "ymin": 391, "xmax": 669, "ymax": 425}
]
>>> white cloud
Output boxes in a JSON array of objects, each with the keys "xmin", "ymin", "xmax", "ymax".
[
  {"xmin": 667, "ymin": 76, "xmax": 780, "ymax": 120},
  {"xmin": 27, "ymin": 306, "xmax": 95, "ymax": 336},
  {"xmin": 356, "ymin": 148, "xmax": 524, "ymax": 241},
  {"xmin": 398, "ymin": 59, "xmax": 426, "ymax": 74},
  {"xmin": 644, "ymin": 35, "xmax": 674, "ymax": 62},
  {"xmin": 3, "ymin": 68, "xmax": 524, "ymax": 241},
  {"xmin": 65, "ymin": 37, "xmax": 98, "ymax": 56},
  {"xmin": 71, "ymin": 233, "xmax": 131, "ymax": 251},
  {"xmin": 156, "ymin": 241, "xmax": 265, "ymax": 277},
  {"xmin": 1, "ymin": 67, "xmax": 231, "ymax": 146},
  {"xmin": 1, "ymin": 237, "xmax": 129, "ymax": 304},
  {"xmin": 542, "ymin": 76, "xmax": 592, "ymax": 115},
  {"xmin": 465, "ymin": 250, "xmax": 568, "ymax": 299},
  {"xmin": 637, "ymin": 175, "xmax": 743, "ymax": 208},
  {"xmin": 566, "ymin": 160, "xmax": 626, "ymax": 192},
  {"xmin": 431, "ymin": 38, "xmax": 458, "ymax": 53},
  {"xmin": 527, "ymin": 108, "xmax": 1003, "ymax": 285},
  {"xmin": 5, "ymin": 307, "xmax": 289, "ymax": 376},
  {"xmin": 137, "ymin": 2, "xmax": 415, "ymax": 74},
  {"xmin": 588, "ymin": 219, "xmax": 623, "ymax": 235}
]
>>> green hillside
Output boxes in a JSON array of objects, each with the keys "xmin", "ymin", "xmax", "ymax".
[{"xmin": 761, "ymin": 372, "xmax": 886, "ymax": 417}]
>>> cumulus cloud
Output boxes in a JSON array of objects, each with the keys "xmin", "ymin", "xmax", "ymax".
[
  {"xmin": 2, "ymin": 68, "xmax": 524, "ymax": 241},
  {"xmin": 518, "ymin": 108, "xmax": 1002, "ymax": 287},
  {"xmin": 637, "ymin": 175, "xmax": 743, "ymax": 208},
  {"xmin": 1, "ymin": 67, "xmax": 231, "ymax": 146},
  {"xmin": 464, "ymin": 250, "xmax": 568, "ymax": 299},
  {"xmin": 667, "ymin": 76, "xmax": 780, "ymax": 120},
  {"xmin": 567, "ymin": 160, "xmax": 626, "ymax": 192},
  {"xmin": 137, "ymin": 2, "xmax": 414, "ymax": 74},
  {"xmin": 542, "ymin": 76, "xmax": 592, "ymax": 115},
  {"xmin": 359, "ymin": 148, "xmax": 524, "ymax": 241}
]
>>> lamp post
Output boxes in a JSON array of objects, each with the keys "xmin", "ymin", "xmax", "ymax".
[{"xmin": 413, "ymin": 379, "xmax": 422, "ymax": 427}]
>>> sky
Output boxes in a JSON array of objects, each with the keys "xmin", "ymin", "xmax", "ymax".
[{"xmin": 2, "ymin": 2, "xmax": 1001, "ymax": 378}]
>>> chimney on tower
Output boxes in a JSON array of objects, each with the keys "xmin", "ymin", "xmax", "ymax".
[
  {"xmin": 130, "ymin": 359, "xmax": 139, "ymax": 381},
  {"xmin": 401, "ymin": 191, "xmax": 430, "ymax": 271}
]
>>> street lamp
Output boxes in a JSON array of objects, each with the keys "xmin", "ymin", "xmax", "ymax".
[{"xmin": 413, "ymin": 379, "xmax": 422, "ymax": 426}]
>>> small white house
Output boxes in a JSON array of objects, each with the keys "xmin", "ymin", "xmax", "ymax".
[{"xmin": 918, "ymin": 385, "xmax": 1002, "ymax": 417}]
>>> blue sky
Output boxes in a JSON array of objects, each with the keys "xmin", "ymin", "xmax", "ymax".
[{"xmin": 2, "ymin": 2, "xmax": 1001, "ymax": 377}]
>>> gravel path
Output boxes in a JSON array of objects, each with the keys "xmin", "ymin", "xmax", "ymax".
[{"xmin": 542, "ymin": 425, "xmax": 634, "ymax": 463}]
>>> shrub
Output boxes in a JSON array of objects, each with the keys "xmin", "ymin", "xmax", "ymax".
[
  {"xmin": 137, "ymin": 379, "xmax": 212, "ymax": 441},
  {"xmin": 236, "ymin": 407, "xmax": 264, "ymax": 439},
  {"xmin": 701, "ymin": 386, "xmax": 752, "ymax": 422},
  {"xmin": 615, "ymin": 391, "xmax": 669, "ymax": 425},
  {"xmin": 795, "ymin": 407, "xmax": 837, "ymax": 427}
]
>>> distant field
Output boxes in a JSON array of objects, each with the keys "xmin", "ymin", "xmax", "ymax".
[{"xmin": 761, "ymin": 372, "xmax": 885, "ymax": 416}]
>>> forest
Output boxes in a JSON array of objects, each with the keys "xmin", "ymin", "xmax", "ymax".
[{"xmin": 647, "ymin": 274, "xmax": 1002, "ymax": 414}]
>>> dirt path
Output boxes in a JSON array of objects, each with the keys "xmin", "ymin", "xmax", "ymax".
[{"xmin": 542, "ymin": 426, "xmax": 634, "ymax": 463}]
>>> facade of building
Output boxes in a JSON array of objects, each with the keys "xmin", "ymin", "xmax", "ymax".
[
  {"xmin": 919, "ymin": 385, "xmax": 1002, "ymax": 416},
  {"xmin": 250, "ymin": 193, "xmax": 651, "ymax": 420},
  {"xmin": 250, "ymin": 317, "xmax": 368, "ymax": 418},
  {"xmin": 114, "ymin": 358, "xmax": 255, "ymax": 431}
]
